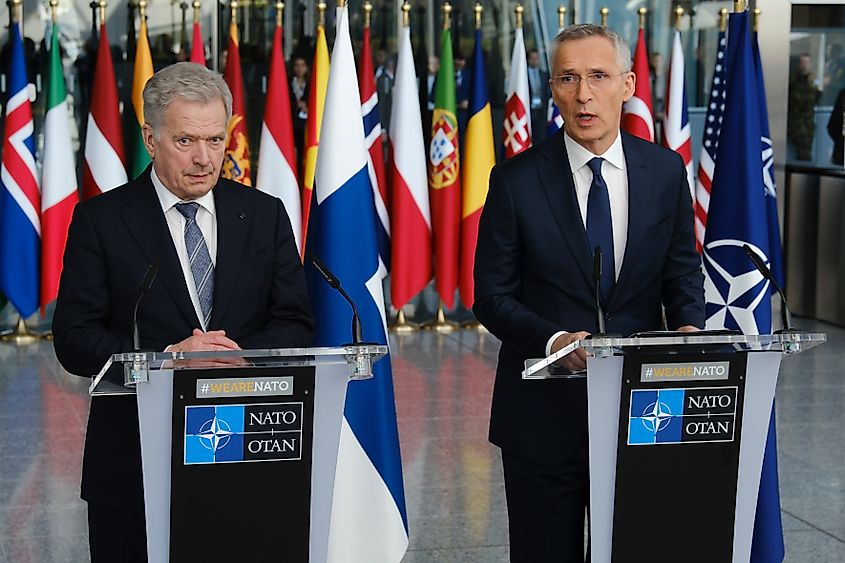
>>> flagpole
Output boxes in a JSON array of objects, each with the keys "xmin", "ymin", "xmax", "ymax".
[
  {"xmin": 558, "ymin": 5, "xmax": 566, "ymax": 30},
  {"xmin": 638, "ymin": 7, "xmax": 646, "ymax": 30},
  {"xmin": 600, "ymin": 6, "xmax": 608, "ymax": 27},
  {"xmin": 674, "ymin": 5, "xmax": 684, "ymax": 30}
]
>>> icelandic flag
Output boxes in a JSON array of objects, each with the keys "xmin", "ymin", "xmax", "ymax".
[
  {"xmin": 306, "ymin": 7, "xmax": 408, "ymax": 562},
  {"xmin": 546, "ymin": 99, "xmax": 563, "ymax": 137},
  {"xmin": 0, "ymin": 21, "xmax": 40, "ymax": 319},
  {"xmin": 702, "ymin": 11, "xmax": 784, "ymax": 563}
]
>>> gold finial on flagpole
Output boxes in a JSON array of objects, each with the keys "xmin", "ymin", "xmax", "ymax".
[
  {"xmin": 98, "ymin": 0, "xmax": 107, "ymax": 25},
  {"xmin": 474, "ymin": 3, "xmax": 482, "ymax": 30},
  {"xmin": 600, "ymin": 7, "xmax": 609, "ymax": 27},
  {"xmin": 336, "ymin": 0, "xmax": 344, "ymax": 9},
  {"xmin": 317, "ymin": 1, "xmax": 327, "ymax": 27},
  {"xmin": 10, "ymin": 0, "xmax": 22, "ymax": 23},
  {"xmin": 558, "ymin": 6, "xmax": 566, "ymax": 30},
  {"xmin": 192, "ymin": 1, "xmax": 201, "ymax": 24},
  {"xmin": 230, "ymin": 1, "xmax": 238, "ymax": 25},
  {"xmin": 638, "ymin": 7, "xmax": 647, "ymax": 30},
  {"xmin": 674, "ymin": 6, "xmax": 684, "ymax": 30},
  {"xmin": 753, "ymin": 8, "xmax": 761, "ymax": 32},
  {"xmin": 274, "ymin": 2, "xmax": 283, "ymax": 27},
  {"xmin": 719, "ymin": 8, "xmax": 728, "ymax": 32},
  {"xmin": 733, "ymin": 0, "xmax": 744, "ymax": 14},
  {"xmin": 139, "ymin": 0, "xmax": 147, "ymax": 21},
  {"xmin": 364, "ymin": 1, "xmax": 372, "ymax": 28},
  {"xmin": 401, "ymin": 0, "xmax": 410, "ymax": 27},
  {"xmin": 514, "ymin": 4, "xmax": 523, "ymax": 29},
  {"xmin": 443, "ymin": 1, "xmax": 452, "ymax": 29},
  {"xmin": 49, "ymin": 0, "xmax": 59, "ymax": 23}
]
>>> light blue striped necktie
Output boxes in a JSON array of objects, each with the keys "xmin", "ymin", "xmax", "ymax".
[{"xmin": 175, "ymin": 202, "xmax": 214, "ymax": 327}]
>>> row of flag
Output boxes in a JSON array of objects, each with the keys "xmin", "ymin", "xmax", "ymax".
[{"xmin": 618, "ymin": 10, "xmax": 787, "ymax": 563}]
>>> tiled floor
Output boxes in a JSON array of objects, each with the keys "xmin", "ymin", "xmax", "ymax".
[{"xmin": 0, "ymin": 319, "xmax": 843, "ymax": 562}]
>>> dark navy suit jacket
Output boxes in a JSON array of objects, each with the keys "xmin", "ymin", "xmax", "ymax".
[
  {"xmin": 53, "ymin": 167, "xmax": 313, "ymax": 511},
  {"xmin": 473, "ymin": 130, "xmax": 704, "ymax": 466}
]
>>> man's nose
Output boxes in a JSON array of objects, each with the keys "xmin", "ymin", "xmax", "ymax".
[
  {"xmin": 575, "ymin": 77, "xmax": 592, "ymax": 103},
  {"xmin": 193, "ymin": 141, "xmax": 212, "ymax": 165}
]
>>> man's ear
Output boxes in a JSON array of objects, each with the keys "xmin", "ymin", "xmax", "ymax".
[
  {"xmin": 622, "ymin": 71, "xmax": 636, "ymax": 102},
  {"xmin": 141, "ymin": 123, "xmax": 156, "ymax": 159}
]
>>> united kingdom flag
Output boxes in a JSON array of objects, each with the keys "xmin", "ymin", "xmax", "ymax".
[{"xmin": 694, "ymin": 29, "xmax": 728, "ymax": 252}]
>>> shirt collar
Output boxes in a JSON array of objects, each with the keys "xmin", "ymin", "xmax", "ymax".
[
  {"xmin": 150, "ymin": 165, "xmax": 216, "ymax": 217},
  {"xmin": 563, "ymin": 130, "xmax": 626, "ymax": 174}
]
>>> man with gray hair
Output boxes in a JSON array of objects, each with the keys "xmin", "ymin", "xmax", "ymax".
[
  {"xmin": 473, "ymin": 25, "xmax": 704, "ymax": 561},
  {"xmin": 53, "ymin": 62, "xmax": 313, "ymax": 562}
]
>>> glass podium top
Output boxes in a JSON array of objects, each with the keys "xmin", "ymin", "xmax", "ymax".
[
  {"xmin": 523, "ymin": 332, "xmax": 827, "ymax": 379},
  {"xmin": 91, "ymin": 345, "xmax": 389, "ymax": 396}
]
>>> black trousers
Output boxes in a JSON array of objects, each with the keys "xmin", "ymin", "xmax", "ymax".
[
  {"xmin": 501, "ymin": 442, "xmax": 589, "ymax": 563},
  {"xmin": 87, "ymin": 502, "xmax": 148, "ymax": 563}
]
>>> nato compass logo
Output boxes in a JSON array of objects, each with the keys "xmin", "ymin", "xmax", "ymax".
[
  {"xmin": 628, "ymin": 387, "xmax": 737, "ymax": 445},
  {"xmin": 628, "ymin": 389, "xmax": 684, "ymax": 445},
  {"xmin": 184, "ymin": 405, "xmax": 245, "ymax": 464},
  {"xmin": 702, "ymin": 239, "xmax": 770, "ymax": 334}
]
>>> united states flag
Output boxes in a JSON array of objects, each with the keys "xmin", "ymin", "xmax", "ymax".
[{"xmin": 695, "ymin": 30, "xmax": 728, "ymax": 252}]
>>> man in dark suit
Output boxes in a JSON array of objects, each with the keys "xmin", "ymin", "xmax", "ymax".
[
  {"xmin": 527, "ymin": 48, "xmax": 550, "ymax": 143},
  {"xmin": 473, "ymin": 25, "xmax": 704, "ymax": 562},
  {"xmin": 53, "ymin": 62, "xmax": 313, "ymax": 563}
]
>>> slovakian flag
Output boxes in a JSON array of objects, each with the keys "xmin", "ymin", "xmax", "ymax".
[
  {"xmin": 129, "ymin": 16, "xmax": 153, "ymax": 178},
  {"xmin": 429, "ymin": 25, "xmax": 461, "ymax": 310},
  {"xmin": 82, "ymin": 20, "xmax": 127, "ymax": 200},
  {"xmin": 503, "ymin": 25, "xmax": 531, "ymax": 157},
  {"xmin": 190, "ymin": 13, "xmax": 206, "ymax": 65},
  {"xmin": 222, "ymin": 20, "xmax": 251, "ymax": 186},
  {"xmin": 41, "ymin": 21, "xmax": 79, "ymax": 315},
  {"xmin": 621, "ymin": 28, "xmax": 655, "ymax": 142},
  {"xmin": 358, "ymin": 22, "xmax": 390, "ymax": 272},
  {"xmin": 694, "ymin": 28, "xmax": 728, "ymax": 252},
  {"xmin": 389, "ymin": 21, "xmax": 432, "ymax": 310},
  {"xmin": 302, "ymin": 22, "xmax": 330, "ymax": 248},
  {"xmin": 459, "ymin": 27, "xmax": 495, "ymax": 309},
  {"xmin": 256, "ymin": 17, "xmax": 301, "ymax": 255},
  {"xmin": 701, "ymin": 12, "xmax": 785, "ymax": 561},
  {"xmin": 306, "ymin": 7, "xmax": 408, "ymax": 561},
  {"xmin": 750, "ymin": 24, "xmax": 786, "ymax": 563},
  {"xmin": 0, "ymin": 21, "xmax": 40, "ymax": 319},
  {"xmin": 546, "ymin": 99, "xmax": 563, "ymax": 137},
  {"xmin": 662, "ymin": 29, "xmax": 695, "ymax": 203}
]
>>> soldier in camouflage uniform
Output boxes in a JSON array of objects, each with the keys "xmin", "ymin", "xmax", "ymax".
[{"xmin": 788, "ymin": 53, "xmax": 821, "ymax": 161}]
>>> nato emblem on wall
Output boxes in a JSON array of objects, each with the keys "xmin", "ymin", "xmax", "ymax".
[
  {"xmin": 627, "ymin": 387, "xmax": 737, "ymax": 445},
  {"xmin": 184, "ymin": 403, "xmax": 304, "ymax": 464}
]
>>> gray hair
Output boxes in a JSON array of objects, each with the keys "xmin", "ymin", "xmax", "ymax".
[
  {"xmin": 142, "ymin": 62, "xmax": 233, "ymax": 134},
  {"xmin": 550, "ymin": 24, "xmax": 632, "ymax": 75}
]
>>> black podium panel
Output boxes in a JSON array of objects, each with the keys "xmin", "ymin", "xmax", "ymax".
[
  {"xmin": 169, "ymin": 365, "xmax": 316, "ymax": 562},
  {"xmin": 611, "ymin": 353, "xmax": 746, "ymax": 563}
]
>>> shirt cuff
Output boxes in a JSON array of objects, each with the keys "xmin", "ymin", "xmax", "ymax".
[{"xmin": 545, "ymin": 331, "xmax": 569, "ymax": 357}]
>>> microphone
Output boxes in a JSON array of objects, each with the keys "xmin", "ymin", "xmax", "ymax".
[
  {"xmin": 132, "ymin": 263, "xmax": 159, "ymax": 351},
  {"xmin": 742, "ymin": 244, "xmax": 793, "ymax": 332},
  {"xmin": 592, "ymin": 246, "xmax": 607, "ymax": 334},
  {"xmin": 307, "ymin": 253, "xmax": 364, "ymax": 345}
]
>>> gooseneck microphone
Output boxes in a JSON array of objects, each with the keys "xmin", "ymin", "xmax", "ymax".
[
  {"xmin": 742, "ymin": 244, "xmax": 794, "ymax": 332},
  {"xmin": 132, "ymin": 263, "xmax": 159, "ymax": 351},
  {"xmin": 307, "ymin": 253, "xmax": 364, "ymax": 345},
  {"xmin": 592, "ymin": 246, "xmax": 607, "ymax": 334}
]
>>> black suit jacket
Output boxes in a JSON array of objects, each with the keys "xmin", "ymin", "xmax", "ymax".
[
  {"xmin": 473, "ymin": 130, "xmax": 704, "ymax": 466},
  {"xmin": 53, "ymin": 167, "xmax": 313, "ymax": 511}
]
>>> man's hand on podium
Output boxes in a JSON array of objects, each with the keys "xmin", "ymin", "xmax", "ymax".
[
  {"xmin": 550, "ymin": 331, "xmax": 591, "ymax": 372},
  {"xmin": 675, "ymin": 325, "xmax": 700, "ymax": 333},
  {"xmin": 170, "ymin": 329, "xmax": 242, "ymax": 352}
]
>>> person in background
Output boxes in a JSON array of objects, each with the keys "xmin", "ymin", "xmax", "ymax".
[
  {"xmin": 827, "ymin": 87, "xmax": 845, "ymax": 166},
  {"xmin": 289, "ymin": 54, "xmax": 310, "ymax": 175},
  {"xmin": 788, "ymin": 53, "xmax": 821, "ymax": 161},
  {"xmin": 527, "ymin": 48, "xmax": 550, "ymax": 143}
]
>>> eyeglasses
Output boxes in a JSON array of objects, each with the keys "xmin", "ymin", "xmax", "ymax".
[{"xmin": 550, "ymin": 71, "xmax": 628, "ymax": 91}]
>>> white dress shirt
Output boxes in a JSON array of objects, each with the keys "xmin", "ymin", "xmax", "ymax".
[
  {"xmin": 545, "ymin": 131, "xmax": 629, "ymax": 355},
  {"xmin": 151, "ymin": 167, "xmax": 218, "ymax": 331}
]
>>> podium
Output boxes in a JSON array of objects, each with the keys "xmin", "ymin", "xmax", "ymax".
[
  {"xmin": 522, "ymin": 332, "xmax": 826, "ymax": 563},
  {"xmin": 90, "ymin": 345, "xmax": 387, "ymax": 563}
]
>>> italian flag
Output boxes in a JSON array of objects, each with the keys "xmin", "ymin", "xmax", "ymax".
[{"xmin": 41, "ymin": 22, "xmax": 79, "ymax": 314}]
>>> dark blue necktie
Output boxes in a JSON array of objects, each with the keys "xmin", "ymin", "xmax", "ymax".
[
  {"xmin": 586, "ymin": 157, "xmax": 615, "ymax": 304},
  {"xmin": 175, "ymin": 202, "xmax": 214, "ymax": 327}
]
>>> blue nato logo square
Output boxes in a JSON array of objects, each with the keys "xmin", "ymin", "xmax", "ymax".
[
  {"xmin": 628, "ymin": 389, "xmax": 685, "ymax": 445},
  {"xmin": 184, "ymin": 405, "xmax": 245, "ymax": 464}
]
